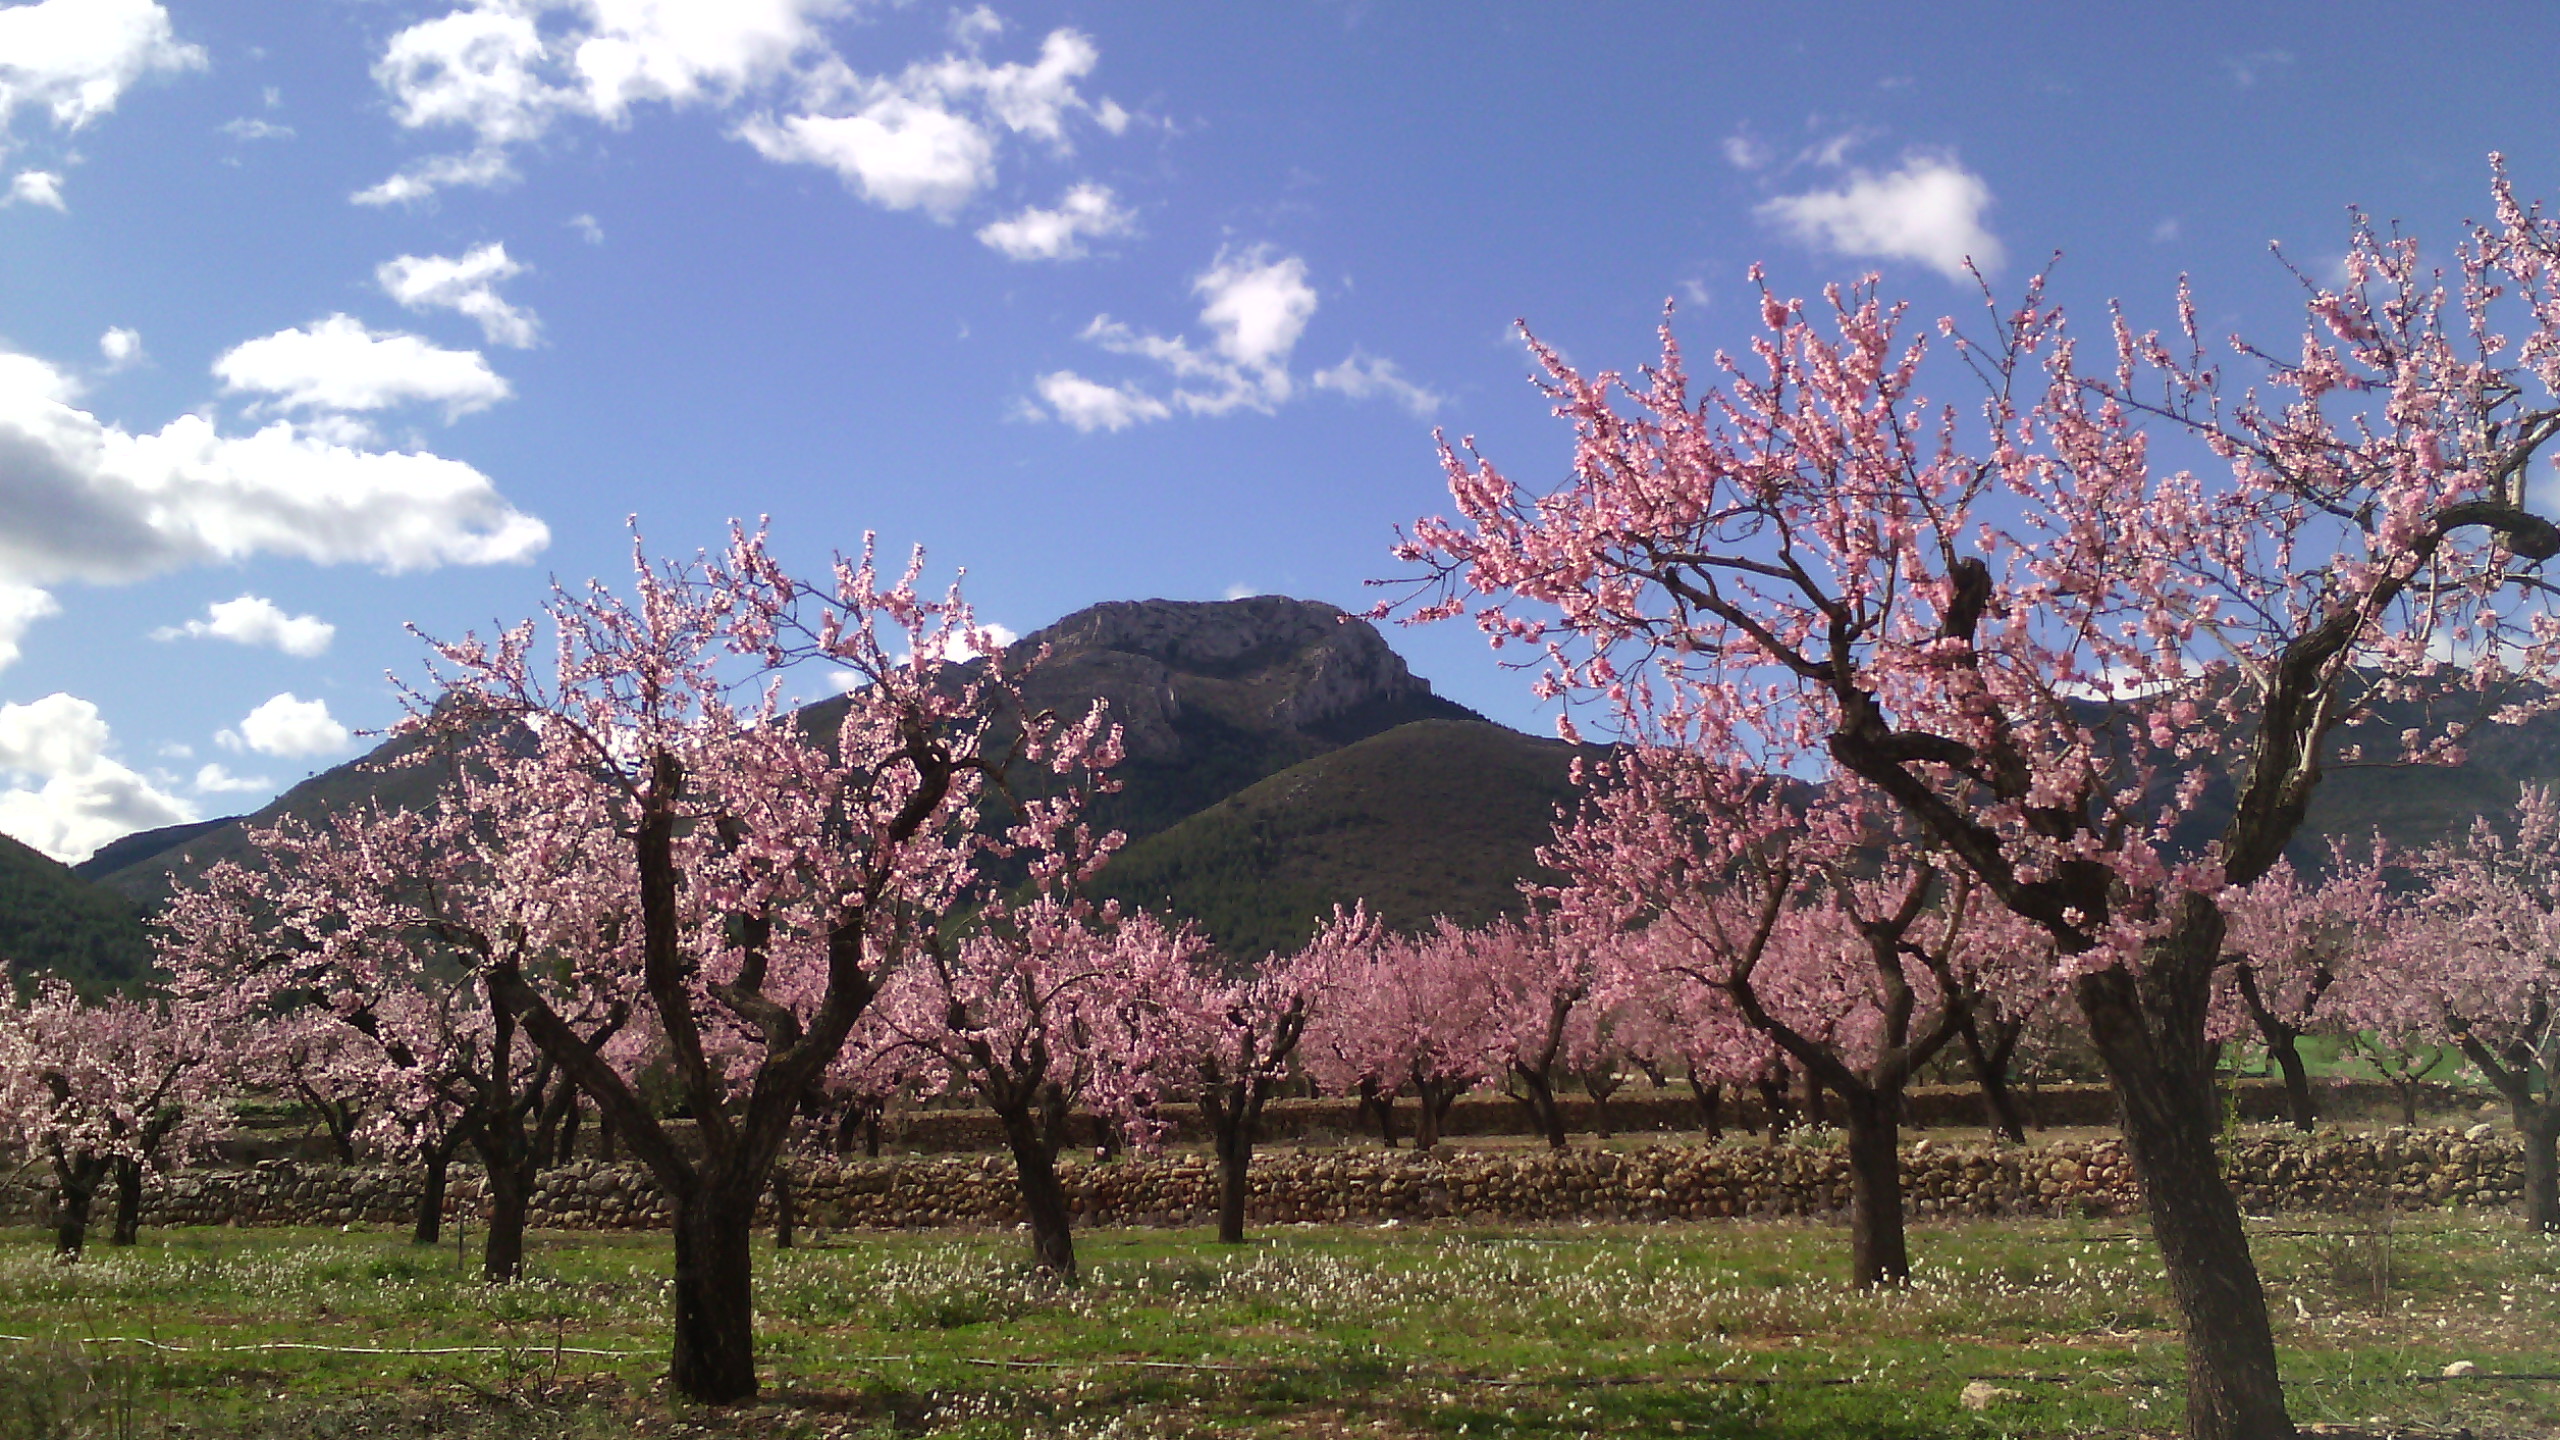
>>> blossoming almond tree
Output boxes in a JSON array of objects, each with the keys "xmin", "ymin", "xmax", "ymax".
[
  {"xmin": 2348, "ymin": 785, "xmax": 2560, "ymax": 1229},
  {"xmin": 1303, "ymin": 919, "xmax": 1496, "ymax": 1152},
  {"xmin": 2214, "ymin": 848, "xmax": 2389, "ymax": 1133},
  {"xmin": 0, "ymin": 977, "xmax": 226, "ymax": 1256},
  {"xmin": 1558, "ymin": 760, "xmax": 1981, "ymax": 1287},
  {"xmin": 162, "ymin": 782, "xmax": 635, "ymax": 1282},
  {"xmin": 404, "ymin": 526, "xmax": 1111, "ymax": 1402},
  {"xmin": 1387, "ymin": 167, "xmax": 2560, "ymax": 1438},
  {"xmin": 1139, "ymin": 906, "xmax": 1369, "ymax": 1243}
]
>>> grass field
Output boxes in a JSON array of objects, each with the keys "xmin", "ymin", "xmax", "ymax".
[{"xmin": 0, "ymin": 1212, "xmax": 2550, "ymax": 1439}]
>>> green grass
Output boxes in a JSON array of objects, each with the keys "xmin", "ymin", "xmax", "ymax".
[{"xmin": 0, "ymin": 1213, "xmax": 2550, "ymax": 1438}]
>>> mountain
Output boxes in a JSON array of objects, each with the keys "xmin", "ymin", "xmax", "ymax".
[
  {"xmin": 0, "ymin": 831, "xmax": 156, "ymax": 994},
  {"xmin": 1089, "ymin": 718, "xmax": 1603, "ymax": 960},
  {"xmin": 81, "ymin": 730, "xmax": 448, "ymax": 909},
  {"xmin": 77, "ymin": 595, "xmax": 1489, "ymax": 909}
]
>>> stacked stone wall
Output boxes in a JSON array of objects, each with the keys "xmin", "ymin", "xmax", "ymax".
[{"xmin": 1, "ymin": 1126, "xmax": 2523, "ymax": 1235}]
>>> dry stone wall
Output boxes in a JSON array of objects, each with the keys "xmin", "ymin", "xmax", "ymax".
[{"xmin": 0, "ymin": 1127, "xmax": 2524, "ymax": 1234}]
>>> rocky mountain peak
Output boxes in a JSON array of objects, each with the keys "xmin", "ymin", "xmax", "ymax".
[{"xmin": 1013, "ymin": 596, "xmax": 1463, "ymax": 760}]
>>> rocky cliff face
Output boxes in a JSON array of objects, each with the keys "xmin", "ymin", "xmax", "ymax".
[{"xmin": 1013, "ymin": 596, "xmax": 1470, "ymax": 761}]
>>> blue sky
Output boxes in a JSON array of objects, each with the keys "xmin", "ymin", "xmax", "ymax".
[{"xmin": 1, "ymin": 0, "xmax": 2557, "ymax": 862}]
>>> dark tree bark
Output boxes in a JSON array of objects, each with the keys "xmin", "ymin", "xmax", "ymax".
[
  {"xmin": 1754, "ymin": 1067, "xmax": 1792, "ymax": 1143},
  {"xmin": 2076, "ymin": 897, "xmax": 2295, "ymax": 1440},
  {"xmin": 1954, "ymin": 1005, "xmax": 2029, "ymax": 1144},
  {"xmin": 1195, "ymin": 995, "xmax": 1307, "ymax": 1245},
  {"xmin": 1410, "ymin": 1068, "xmax": 1468, "ymax": 1152},
  {"xmin": 1578, "ymin": 1065, "xmax": 1624, "ymax": 1140},
  {"xmin": 1356, "ymin": 1077, "xmax": 1401, "ymax": 1148},
  {"xmin": 1686, "ymin": 1072, "xmax": 1724, "ymax": 1142},
  {"xmin": 1838, "ymin": 1090, "xmax": 1909, "ymax": 1288},
  {"xmin": 995, "ymin": 1100, "xmax": 1078, "ymax": 1277},
  {"xmin": 2232, "ymin": 963, "xmax": 2321, "ymax": 1134},
  {"xmin": 670, "ymin": 1183, "xmax": 759, "ymax": 1403},
  {"xmin": 109, "ymin": 1158, "xmax": 143, "ymax": 1247},
  {"xmin": 1505, "ymin": 1064, "xmax": 1570, "ymax": 1151},
  {"xmin": 2444, "ymin": 1014, "xmax": 2560, "ymax": 1233},
  {"xmin": 414, "ymin": 1139, "xmax": 456, "ymax": 1246},
  {"xmin": 479, "ymin": 1142, "xmax": 529, "ymax": 1283},
  {"xmin": 48, "ymin": 1149, "xmax": 104, "ymax": 1258},
  {"xmin": 771, "ymin": 1169, "xmax": 795, "ymax": 1250}
]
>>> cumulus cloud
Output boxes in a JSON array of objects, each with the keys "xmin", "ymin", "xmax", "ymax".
[
  {"xmin": 739, "ymin": 95, "xmax": 994, "ymax": 217},
  {"xmin": 96, "ymin": 325, "xmax": 140, "ymax": 369},
  {"xmin": 1037, "ymin": 244, "xmax": 1436, "ymax": 431},
  {"xmin": 976, "ymin": 182, "xmax": 1132, "ymax": 260},
  {"xmin": 0, "ymin": 0, "xmax": 203, "ymax": 137},
  {"xmin": 1312, "ymin": 351, "xmax": 1443, "ymax": 418},
  {"xmin": 218, "ymin": 691, "xmax": 350, "ymax": 758},
  {"xmin": 7, "ymin": 169, "xmax": 64, "ymax": 209},
  {"xmin": 377, "ymin": 243, "xmax": 539, "ymax": 348},
  {"xmin": 1756, "ymin": 153, "xmax": 2004, "ymax": 281},
  {"xmin": 362, "ymin": 1, "xmax": 1127, "ymax": 221},
  {"xmin": 152, "ymin": 594, "xmax": 334, "ymax": 657},
  {"xmin": 1030, "ymin": 371, "xmax": 1167, "ymax": 433},
  {"xmin": 213, "ymin": 315, "xmax": 511, "ymax": 420},
  {"xmin": 0, "ymin": 581, "xmax": 58, "ymax": 671},
  {"xmin": 219, "ymin": 116, "xmax": 291, "ymax": 141},
  {"xmin": 0, "ymin": 691, "xmax": 193, "ymax": 862},
  {"xmin": 0, "ymin": 347, "xmax": 548, "ymax": 589},
  {"xmin": 190, "ymin": 762, "xmax": 267, "ymax": 794}
]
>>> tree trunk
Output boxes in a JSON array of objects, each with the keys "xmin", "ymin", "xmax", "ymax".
[
  {"xmin": 1687, "ymin": 1073, "xmax": 1724, "ymax": 1142},
  {"xmin": 997, "ymin": 1105, "xmax": 1078, "ymax": 1280},
  {"xmin": 2516, "ymin": 1103, "xmax": 2558, "ymax": 1233},
  {"xmin": 555, "ymin": 1097, "xmax": 583, "ymax": 1165},
  {"xmin": 481, "ymin": 1149, "xmax": 529, "ymax": 1283},
  {"xmin": 1956, "ymin": 1009, "xmax": 2029, "ymax": 1144},
  {"xmin": 1580, "ymin": 1069, "xmax": 1623, "ymax": 1139},
  {"xmin": 1357, "ymin": 1078, "xmax": 1399, "ymax": 1149},
  {"xmin": 414, "ymin": 1147, "xmax": 452, "ymax": 1246},
  {"xmin": 1839, "ymin": 1091, "xmax": 1909, "ymax": 1288},
  {"xmin": 1755, "ymin": 1070, "xmax": 1792, "ymax": 1142},
  {"xmin": 2079, "ymin": 916, "xmax": 2297, "ymax": 1440},
  {"xmin": 2394, "ymin": 1080, "xmax": 2420, "ymax": 1128},
  {"xmin": 1412, "ymin": 1075, "xmax": 1463, "ymax": 1152},
  {"xmin": 51, "ymin": 1157, "xmax": 100, "ymax": 1258},
  {"xmin": 669, "ymin": 1183, "xmax": 760, "ymax": 1404},
  {"xmin": 1215, "ymin": 1121, "xmax": 1253, "ymax": 1245},
  {"xmin": 772, "ymin": 1169, "xmax": 795, "ymax": 1250},
  {"xmin": 1508, "ymin": 1065, "xmax": 1569, "ymax": 1151},
  {"xmin": 1798, "ymin": 1065, "xmax": 1830, "ymax": 1129},
  {"xmin": 110, "ymin": 1158, "xmax": 143, "ymax": 1247},
  {"xmin": 2267, "ymin": 1034, "xmax": 2316, "ymax": 1134}
]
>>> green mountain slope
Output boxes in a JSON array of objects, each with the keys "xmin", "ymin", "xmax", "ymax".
[
  {"xmin": 1089, "ymin": 718, "xmax": 1603, "ymax": 960},
  {"xmin": 0, "ymin": 831, "xmax": 155, "ymax": 993}
]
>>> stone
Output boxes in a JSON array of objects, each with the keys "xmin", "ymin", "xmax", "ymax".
[
  {"xmin": 2441, "ymin": 1360, "xmax": 2480, "ymax": 1378},
  {"xmin": 1959, "ymin": 1381, "xmax": 2020, "ymax": 1411}
]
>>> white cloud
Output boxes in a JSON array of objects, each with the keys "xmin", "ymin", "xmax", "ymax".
[
  {"xmin": 377, "ymin": 242, "xmax": 539, "ymax": 348},
  {"xmin": 353, "ymin": 146, "xmax": 515, "ymax": 208},
  {"xmin": 1039, "ymin": 243, "xmax": 1433, "ymax": 430},
  {"xmin": 219, "ymin": 116, "xmax": 291, "ymax": 141},
  {"xmin": 1033, "ymin": 371, "xmax": 1168, "ymax": 433},
  {"xmin": 190, "ymin": 762, "xmax": 268, "ymax": 794},
  {"xmin": 2152, "ymin": 217, "xmax": 2181, "ymax": 245},
  {"xmin": 219, "ymin": 692, "xmax": 350, "ymax": 758},
  {"xmin": 738, "ymin": 96, "xmax": 995, "ymax": 217},
  {"xmin": 0, "ymin": 581, "xmax": 57, "ymax": 671},
  {"xmin": 976, "ymin": 182, "xmax": 1131, "ymax": 260},
  {"xmin": 153, "ymin": 594, "xmax": 334, "ymax": 657},
  {"xmin": 567, "ymin": 212, "xmax": 603, "ymax": 244},
  {"xmin": 0, "ymin": 691, "xmax": 193, "ymax": 862},
  {"xmin": 1221, "ymin": 582, "xmax": 1253, "ymax": 601},
  {"xmin": 1312, "ymin": 351, "xmax": 1443, "ymax": 418},
  {"xmin": 0, "ymin": 0, "xmax": 203, "ymax": 136},
  {"xmin": 0, "ymin": 347, "xmax": 548, "ymax": 588},
  {"xmin": 362, "ymin": 2, "xmax": 1126, "ymax": 223},
  {"xmin": 1071, "ymin": 244, "xmax": 1317, "ymax": 419},
  {"xmin": 1756, "ymin": 153, "xmax": 2005, "ymax": 281},
  {"xmin": 213, "ymin": 315, "xmax": 511, "ymax": 419},
  {"xmin": 7, "ymin": 169, "xmax": 64, "ymax": 209},
  {"xmin": 96, "ymin": 325, "xmax": 140, "ymax": 369},
  {"xmin": 1720, "ymin": 133, "xmax": 1770, "ymax": 171}
]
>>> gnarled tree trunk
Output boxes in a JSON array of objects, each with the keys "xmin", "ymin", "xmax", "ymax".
[
  {"xmin": 109, "ymin": 1158, "xmax": 143, "ymax": 1247},
  {"xmin": 2079, "ymin": 897, "xmax": 2296, "ymax": 1440},
  {"xmin": 1838, "ymin": 1089, "xmax": 1908, "ymax": 1287},
  {"xmin": 669, "ymin": 1180, "xmax": 759, "ymax": 1404},
  {"xmin": 996, "ymin": 1103, "xmax": 1078, "ymax": 1279}
]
